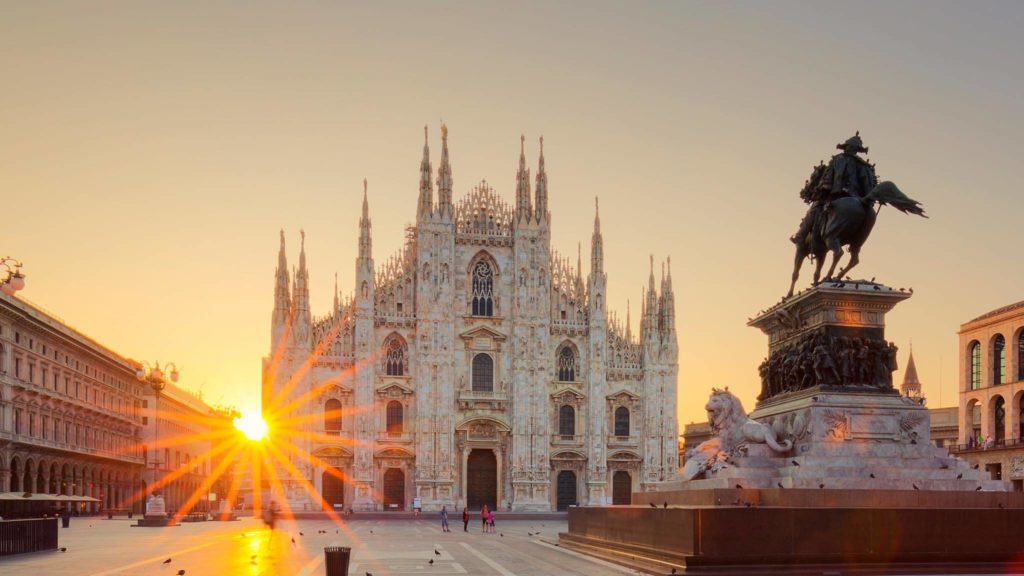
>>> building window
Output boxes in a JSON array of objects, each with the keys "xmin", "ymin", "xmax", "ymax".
[
  {"xmin": 970, "ymin": 341, "xmax": 982, "ymax": 390},
  {"xmin": 557, "ymin": 345, "xmax": 578, "ymax": 382},
  {"xmin": 472, "ymin": 354, "xmax": 494, "ymax": 392},
  {"xmin": 994, "ymin": 334, "xmax": 1006, "ymax": 385},
  {"xmin": 1018, "ymin": 331, "xmax": 1024, "ymax": 382},
  {"xmin": 559, "ymin": 405, "xmax": 575, "ymax": 436},
  {"xmin": 324, "ymin": 398, "xmax": 342, "ymax": 434},
  {"xmin": 386, "ymin": 401, "xmax": 403, "ymax": 434},
  {"xmin": 383, "ymin": 336, "xmax": 407, "ymax": 376},
  {"xmin": 614, "ymin": 406, "xmax": 630, "ymax": 437},
  {"xmin": 995, "ymin": 396, "xmax": 1006, "ymax": 443},
  {"xmin": 15, "ymin": 357, "xmax": 21, "ymax": 378},
  {"xmin": 14, "ymin": 408, "xmax": 22, "ymax": 434},
  {"xmin": 471, "ymin": 260, "xmax": 495, "ymax": 316}
]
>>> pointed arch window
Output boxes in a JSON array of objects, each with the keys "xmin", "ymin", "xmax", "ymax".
[
  {"xmin": 614, "ymin": 406, "xmax": 630, "ymax": 437},
  {"xmin": 557, "ymin": 345, "xmax": 578, "ymax": 382},
  {"xmin": 386, "ymin": 401, "xmax": 404, "ymax": 435},
  {"xmin": 471, "ymin": 260, "xmax": 495, "ymax": 316},
  {"xmin": 472, "ymin": 354, "xmax": 494, "ymax": 393},
  {"xmin": 969, "ymin": 341, "xmax": 982, "ymax": 390},
  {"xmin": 324, "ymin": 399, "xmax": 342, "ymax": 435},
  {"xmin": 559, "ymin": 405, "xmax": 575, "ymax": 437},
  {"xmin": 993, "ymin": 334, "xmax": 1006, "ymax": 385},
  {"xmin": 383, "ymin": 336, "xmax": 408, "ymax": 376}
]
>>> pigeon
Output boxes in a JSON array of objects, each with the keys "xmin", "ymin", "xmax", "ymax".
[
  {"xmin": 735, "ymin": 483, "xmax": 743, "ymax": 490},
  {"xmin": 777, "ymin": 482, "xmax": 784, "ymax": 488},
  {"xmin": 299, "ymin": 532, "xmax": 304, "ymax": 536},
  {"xmin": 744, "ymin": 502, "xmax": 751, "ymax": 508},
  {"xmin": 819, "ymin": 483, "xmax": 825, "ymax": 489},
  {"xmin": 973, "ymin": 464, "xmax": 980, "ymax": 470},
  {"xmin": 59, "ymin": 547, "xmax": 67, "ymax": 552},
  {"xmin": 870, "ymin": 277, "xmax": 876, "ymax": 283},
  {"xmin": 164, "ymin": 558, "xmax": 172, "ymax": 565},
  {"xmin": 909, "ymin": 287, "xmax": 914, "ymax": 294},
  {"xmin": 369, "ymin": 529, "xmax": 374, "ymax": 534},
  {"xmin": 791, "ymin": 460, "xmax": 800, "ymax": 466},
  {"xmin": 912, "ymin": 484, "xmax": 919, "ymax": 490},
  {"xmin": 434, "ymin": 549, "xmax": 441, "ymax": 556},
  {"xmin": 177, "ymin": 571, "xmax": 185, "ymax": 576},
  {"xmin": 291, "ymin": 537, "xmax": 296, "ymax": 545},
  {"xmin": 873, "ymin": 285, "xmax": 880, "ymax": 291},
  {"xmin": 957, "ymin": 473, "xmax": 963, "ymax": 479},
  {"xmin": 429, "ymin": 559, "xmax": 434, "ymax": 565},
  {"xmin": 870, "ymin": 473, "xmax": 875, "ymax": 478},
  {"xmin": 367, "ymin": 573, "xmax": 373, "ymax": 576},
  {"xmin": 500, "ymin": 533, "xmax": 503, "ymax": 537},
  {"xmin": 999, "ymin": 503, "xmax": 1005, "ymax": 509},
  {"xmin": 976, "ymin": 486, "xmax": 983, "ymax": 491},
  {"xmin": 648, "ymin": 502, "xmax": 657, "ymax": 508},
  {"xmin": 663, "ymin": 502, "xmax": 669, "ymax": 509}
]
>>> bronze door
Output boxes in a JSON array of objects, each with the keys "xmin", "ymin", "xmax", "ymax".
[
  {"xmin": 612, "ymin": 471, "xmax": 631, "ymax": 505},
  {"xmin": 383, "ymin": 468, "xmax": 405, "ymax": 511},
  {"xmin": 556, "ymin": 470, "xmax": 577, "ymax": 511},
  {"xmin": 466, "ymin": 449, "xmax": 497, "ymax": 511},
  {"xmin": 322, "ymin": 468, "xmax": 344, "ymax": 510}
]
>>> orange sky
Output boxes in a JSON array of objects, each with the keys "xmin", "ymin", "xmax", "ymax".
[{"xmin": 2, "ymin": 2, "xmax": 1023, "ymax": 426}]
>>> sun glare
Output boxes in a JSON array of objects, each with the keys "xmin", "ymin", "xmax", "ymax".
[{"xmin": 234, "ymin": 410, "xmax": 268, "ymax": 441}]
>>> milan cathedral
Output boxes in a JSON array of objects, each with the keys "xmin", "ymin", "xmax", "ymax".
[{"xmin": 262, "ymin": 126, "xmax": 678, "ymax": 512}]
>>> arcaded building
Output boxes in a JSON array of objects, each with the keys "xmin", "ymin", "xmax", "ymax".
[
  {"xmin": 955, "ymin": 300, "xmax": 1024, "ymax": 488},
  {"xmin": 262, "ymin": 127, "xmax": 679, "ymax": 512}
]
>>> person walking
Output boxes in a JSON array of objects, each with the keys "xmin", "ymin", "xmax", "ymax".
[
  {"xmin": 480, "ymin": 504, "xmax": 489, "ymax": 532},
  {"xmin": 487, "ymin": 509, "xmax": 495, "ymax": 534},
  {"xmin": 440, "ymin": 505, "xmax": 450, "ymax": 532},
  {"xmin": 462, "ymin": 508, "xmax": 469, "ymax": 532}
]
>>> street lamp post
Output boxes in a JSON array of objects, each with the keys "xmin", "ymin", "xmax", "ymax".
[
  {"xmin": 136, "ymin": 361, "xmax": 178, "ymax": 514},
  {"xmin": 0, "ymin": 257, "xmax": 26, "ymax": 296}
]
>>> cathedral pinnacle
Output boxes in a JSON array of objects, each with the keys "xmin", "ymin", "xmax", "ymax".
[
  {"xmin": 516, "ymin": 134, "xmax": 532, "ymax": 223},
  {"xmin": 418, "ymin": 125, "xmax": 433, "ymax": 219},
  {"xmin": 534, "ymin": 135, "xmax": 548, "ymax": 224},
  {"xmin": 437, "ymin": 124, "xmax": 453, "ymax": 216},
  {"xmin": 590, "ymin": 196, "xmax": 604, "ymax": 275},
  {"xmin": 359, "ymin": 179, "xmax": 373, "ymax": 264}
]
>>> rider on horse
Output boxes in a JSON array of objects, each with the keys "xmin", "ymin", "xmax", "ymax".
[{"xmin": 791, "ymin": 132, "xmax": 878, "ymax": 246}]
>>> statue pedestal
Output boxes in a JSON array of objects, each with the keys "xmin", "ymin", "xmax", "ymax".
[{"xmin": 133, "ymin": 495, "xmax": 178, "ymax": 527}]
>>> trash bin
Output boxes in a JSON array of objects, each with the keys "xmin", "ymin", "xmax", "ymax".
[
  {"xmin": 324, "ymin": 546, "xmax": 351, "ymax": 576},
  {"xmin": 61, "ymin": 515, "xmax": 71, "ymax": 528}
]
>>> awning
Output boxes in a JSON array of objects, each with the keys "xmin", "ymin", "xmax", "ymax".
[{"xmin": 0, "ymin": 492, "xmax": 100, "ymax": 502}]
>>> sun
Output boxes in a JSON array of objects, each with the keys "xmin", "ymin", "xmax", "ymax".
[{"xmin": 234, "ymin": 410, "xmax": 268, "ymax": 441}]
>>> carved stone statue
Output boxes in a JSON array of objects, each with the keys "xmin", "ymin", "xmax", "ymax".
[
  {"xmin": 682, "ymin": 388, "xmax": 793, "ymax": 480},
  {"xmin": 787, "ymin": 133, "xmax": 927, "ymax": 297}
]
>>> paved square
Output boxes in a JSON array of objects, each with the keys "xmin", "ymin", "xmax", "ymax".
[{"xmin": 0, "ymin": 516, "xmax": 634, "ymax": 575}]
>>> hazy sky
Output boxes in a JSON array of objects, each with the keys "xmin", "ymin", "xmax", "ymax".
[{"xmin": 3, "ymin": 2, "xmax": 1022, "ymax": 425}]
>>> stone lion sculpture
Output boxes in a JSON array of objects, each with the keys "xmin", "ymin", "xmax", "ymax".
[{"xmin": 682, "ymin": 388, "xmax": 793, "ymax": 480}]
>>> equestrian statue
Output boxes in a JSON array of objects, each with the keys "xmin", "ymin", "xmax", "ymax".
[{"xmin": 787, "ymin": 133, "xmax": 927, "ymax": 298}]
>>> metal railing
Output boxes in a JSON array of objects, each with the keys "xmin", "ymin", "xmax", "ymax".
[
  {"xmin": 0, "ymin": 518, "xmax": 58, "ymax": 557},
  {"xmin": 949, "ymin": 438, "xmax": 1024, "ymax": 452}
]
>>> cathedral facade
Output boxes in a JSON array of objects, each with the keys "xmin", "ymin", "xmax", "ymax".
[{"xmin": 262, "ymin": 127, "xmax": 678, "ymax": 512}]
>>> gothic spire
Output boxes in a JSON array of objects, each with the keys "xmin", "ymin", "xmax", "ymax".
[
  {"xmin": 515, "ymin": 134, "xmax": 532, "ymax": 223},
  {"xmin": 625, "ymin": 299, "xmax": 633, "ymax": 342},
  {"xmin": 273, "ymin": 229, "xmax": 291, "ymax": 320},
  {"xmin": 534, "ymin": 136, "xmax": 548, "ymax": 223},
  {"xmin": 590, "ymin": 197, "xmax": 604, "ymax": 275},
  {"xmin": 295, "ymin": 229, "xmax": 309, "ymax": 315},
  {"xmin": 436, "ymin": 124, "xmax": 453, "ymax": 217},
  {"xmin": 901, "ymin": 343, "xmax": 922, "ymax": 397},
  {"xmin": 358, "ymin": 179, "xmax": 373, "ymax": 265},
  {"xmin": 418, "ymin": 125, "xmax": 433, "ymax": 219},
  {"xmin": 333, "ymin": 272, "xmax": 339, "ymax": 312}
]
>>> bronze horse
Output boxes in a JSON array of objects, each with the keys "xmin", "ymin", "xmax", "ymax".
[{"xmin": 788, "ymin": 181, "xmax": 926, "ymax": 298}]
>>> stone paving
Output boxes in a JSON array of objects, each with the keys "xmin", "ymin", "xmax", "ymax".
[{"xmin": 0, "ymin": 516, "xmax": 635, "ymax": 575}]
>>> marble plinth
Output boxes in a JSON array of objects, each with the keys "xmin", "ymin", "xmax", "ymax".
[
  {"xmin": 677, "ymin": 388, "xmax": 1011, "ymax": 492},
  {"xmin": 133, "ymin": 514, "xmax": 178, "ymax": 527}
]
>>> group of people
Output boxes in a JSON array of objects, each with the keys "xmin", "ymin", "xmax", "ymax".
[
  {"xmin": 438, "ymin": 504, "xmax": 496, "ymax": 533},
  {"xmin": 967, "ymin": 433, "xmax": 995, "ymax": 450},
  {"xmin": 758, "ymin": 331, "xmax": 899, "ymax": 399}
]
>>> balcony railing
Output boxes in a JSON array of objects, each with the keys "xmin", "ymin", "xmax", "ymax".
[
  {"xmin": 949, "ymin": 438, "xmax": 1024, "ymax": 453},
  {"xmin": 607, "ymin": 434, "xmax": 639, "ymax": 446},
  {"xmin": 552, "ymin": 434, "xmax": 583, "ymax": 445}
]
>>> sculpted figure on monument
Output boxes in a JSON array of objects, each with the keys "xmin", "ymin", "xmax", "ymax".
[
  {"xmin": 683, "ymin": 388, "xmax": 793, "ymax": 480},
  {"xmin": 787, "ymin": 133, "xmax": 927, "ymax": 297}
]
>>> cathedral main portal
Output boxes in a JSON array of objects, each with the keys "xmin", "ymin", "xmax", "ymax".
[{"xmin": 466, "ymin": 449, "xmax": 497, "ymax": 511}]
